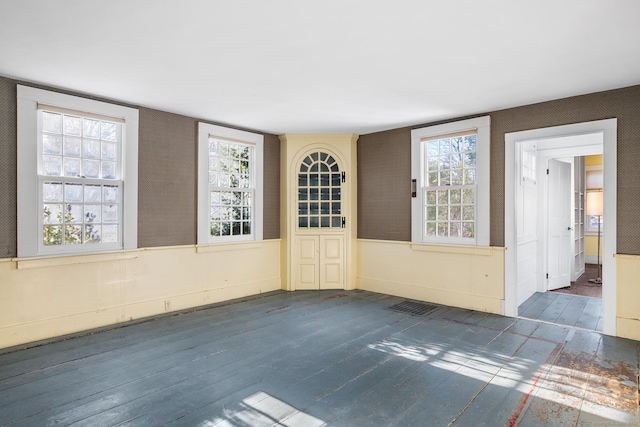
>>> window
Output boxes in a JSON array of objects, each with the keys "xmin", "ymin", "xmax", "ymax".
[
  {"xmin": 297, "ymin": 151, "xmax": 342, "ymax": 229},
  {"xmin": 586, "ymin": 166, "xmax": 603, "ymax": 233},
  {"xmin": 17, "ymin": 86, "xmax": 139, "ymax": 257},
  {"xmin": 197, "ymin": 123, "xmax": 263, "ymax": 244},
  {"xmin": 411, "ymin": 116, "xmax": 490, "ymax": 246}
]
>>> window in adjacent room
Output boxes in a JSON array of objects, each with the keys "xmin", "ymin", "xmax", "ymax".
[
  {"xmin": 197, "ymin": 123, "xmax": 263, "ymax": 244},
  {"xmin": 586, "ymin": 165, "xmax": 603, "ymax": 233},
  {"xmin": 411, "ymin": 116, "xmax": 490, "ymax": 246},
  {"xmin": 17, "ymin": 85, "xmax": 139, "ymax": 257}
]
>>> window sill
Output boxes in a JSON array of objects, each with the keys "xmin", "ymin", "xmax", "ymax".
[{"xmin": 13, "ymin": 250, "xmax": 140, "ymax": 270}]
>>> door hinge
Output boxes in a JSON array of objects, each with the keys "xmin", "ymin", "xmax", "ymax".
[
  {"xmin": 546, "ymin": 273, "xmax": 549, "ymax": 279},
  {"xmin": 341, "ymin": 171, "xmax": 346, "ymax": 183},
  {"xmin": 341, "ymin": 217, "xmax": 346, "ymax": 228},
  {"xmin": 546, "ymin": 169, "xmax": 549, "ymax": 175}
]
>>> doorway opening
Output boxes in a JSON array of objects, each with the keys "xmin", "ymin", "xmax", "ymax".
[{"xmin": 504, "ymin": 119, "xmax": 617, "ymax": 335}]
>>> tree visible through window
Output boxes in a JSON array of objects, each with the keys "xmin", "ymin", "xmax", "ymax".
[
  {"xmin": 423, "ymin": 133, "xmax": 477, "ymax": 239},
  {"xmin": 197, "ymin": 122, "xmax": 263, "ymax": 244},
  {"xmin": 207, "ymin": 138, "xmax": 253, "ymax": 237},
  {"xmin": 17, "ymin": 85, "xmax": 138, "ymax": 258},
  {"xmin": 411, "ymin": 116, "xmax": 490, "ymax": 246},
  {"xmin": 39, "ymin": 109, "xmax": 122, "ymax": 248}
]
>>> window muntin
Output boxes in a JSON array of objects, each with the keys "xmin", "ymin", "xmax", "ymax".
[
  {"xmin": 197, "ymin": 122, "xmax": 263, "ymax": 244},
  {"xmin": 38, "ymin": 108, "xmax": 123, "ymax": 249},
  {"xmin": 17, "ymin": 85, "xmax": 138, "ymax": 258},
  {"xmin": 297, "ymin": 151, "xmax": 342, "ymax": 229},
  {"xmin": 207, "ymin": 138, "xmax": 253, "ymax": 238},
  {"xmin": 411, "ymin": 116, "xmax": 490, "ymax": 246}
]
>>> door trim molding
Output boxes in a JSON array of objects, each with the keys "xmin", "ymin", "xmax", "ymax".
[{"xmin": 504, "ymin": 119, "xmax": 617, "ymax": 336}]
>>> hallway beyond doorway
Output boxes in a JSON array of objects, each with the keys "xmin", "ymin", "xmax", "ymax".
[
  {"xmin": 519, "ymin": 292, "xmax": 602, "ymax": 331},
  {"xmin": 553, "ymin": 263, "xmax": 602, "ymax": 298}
]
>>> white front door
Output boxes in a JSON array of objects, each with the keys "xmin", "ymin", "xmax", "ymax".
[
  {"xmin": 294, "ymin": 150, "xmax": 346, "ymax": 290},
  {"xmin": 547, "ymin": 159, "xmax": 572, "ymax": 290}
]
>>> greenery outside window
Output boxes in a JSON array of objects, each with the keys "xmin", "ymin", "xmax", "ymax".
[
  {"xmin": 197, "ymin": 123, "xmax": 263, "ymax": 244},
  {"xmin": 411, "ymin": 116, "xmax": 490, "ymax": 246},
  {"xmin": 17, "ymin": 85, "xmax": 139, "ymax": 257}
]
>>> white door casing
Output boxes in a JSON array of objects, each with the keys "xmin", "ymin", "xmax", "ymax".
[
  {"xmin": 504, "ymin": 119, "xmax": 616, "ymax": 336},
  {"xmin": 547, "ymin": 159, "xmax": 572, "ymax": 291}
]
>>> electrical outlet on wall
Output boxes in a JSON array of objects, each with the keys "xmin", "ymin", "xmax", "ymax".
[{"xmin": 164, "ymin": 300, "xmax": 171, "ymax": 311}]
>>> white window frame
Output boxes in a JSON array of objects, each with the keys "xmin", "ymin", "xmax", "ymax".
[
  {"xmin": 197, "ymin": 123, "xmax": 264, "ymax": 244},
  {"xmin": 411, "ymin": 116, "xmax": 490, "ymax": 246},
  {"xmin": 17, "ymin": 85, "xmax": 138, "ymax": 258}
]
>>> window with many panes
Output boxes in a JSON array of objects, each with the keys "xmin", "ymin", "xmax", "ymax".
[
  {"xmin": 17, "ymin": 85, "xmax": 139, "ymax": 257},
  {"xmin": 207, "ymin": 138, "xmax": 253, "ymax": 237},
  {"xmin": 197, "ymin": 123, "xmax": 263, "ymax": 244},
  {"xmin": 411, "ymin": 116, "xmax": 490, "ymax": 246},
  {"xmin": 40, "ymin": 109, "xmax": 122, "ymax": 249},
  {"xmin": 297, "ymin": 151, "xmax": 342, "ymax": 229}
]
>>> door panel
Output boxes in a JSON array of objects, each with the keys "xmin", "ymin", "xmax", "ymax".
[
  {"xmin": 297, "ymin": 236, "xmax": 319, "ymax": 289},
  {"xmin": 320, "ymin": 235, "xmax": 344, "ymax": 289},
  {"xmin": 548, "ymin": 159, "xmax": 572, "ymax": 290},
  {"xmin": 295, "ymin": 235, "xmax": 345, "ymax": 289}
]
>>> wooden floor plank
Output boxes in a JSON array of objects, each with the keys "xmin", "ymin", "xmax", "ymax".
[{"xmin": 0, "ymin": 290, "xmax": 637, "ymax": 427}]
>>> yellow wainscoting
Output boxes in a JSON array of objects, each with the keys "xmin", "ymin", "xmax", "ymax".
[
  {"xmin": 356, "ymin": 239, "xmax": 505, "ymax": 314},
  {"xmin": 614, "ymin": 254, "xmax": 640, "ymax": 341},
  {"xmin": 0, "ymin": 240, "xmax": 281, "ymax": 350}
]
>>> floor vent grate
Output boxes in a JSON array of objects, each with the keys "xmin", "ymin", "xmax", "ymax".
[{"xmin": 387, "ymin": 301, "xmax": 438, "ymax": 316}]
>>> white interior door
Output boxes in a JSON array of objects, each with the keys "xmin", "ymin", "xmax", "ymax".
[{"xmin": 547, "ymin": 159, "xmax": 572, "ymax": 290}]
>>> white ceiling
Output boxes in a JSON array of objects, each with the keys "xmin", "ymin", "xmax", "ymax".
[{"xmin": 1, "ymin": 0, "xmax": 639, "ymax": 135}]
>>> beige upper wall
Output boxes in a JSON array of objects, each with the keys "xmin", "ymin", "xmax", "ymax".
[
  {"xmin": 358, "ymin": 84, "xmax": 640, "ymax": 254},
  {"xmin": 0, "ymin": 76, "xmax": 281, "ymax": 256}
]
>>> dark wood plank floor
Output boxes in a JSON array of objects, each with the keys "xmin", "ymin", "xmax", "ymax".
[{"xmin": 0, "ymin": 290, "xmax": 637, "ymax": 426}]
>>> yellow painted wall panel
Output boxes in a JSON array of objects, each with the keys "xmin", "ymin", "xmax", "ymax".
[
  {"xmin": 357, "ymin": 240, "xmax": 505, "ymax": 314},
  {"xmin": 615, "ymin": 255, "xmax": 640, "ymax": 325},
  {"xmin": 0, "ymin": 241, "xmax": 280, "ymax": 349},
  {"xmin": 616, "ymin": 317, "xmax": 640, "ymax": 341}
]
